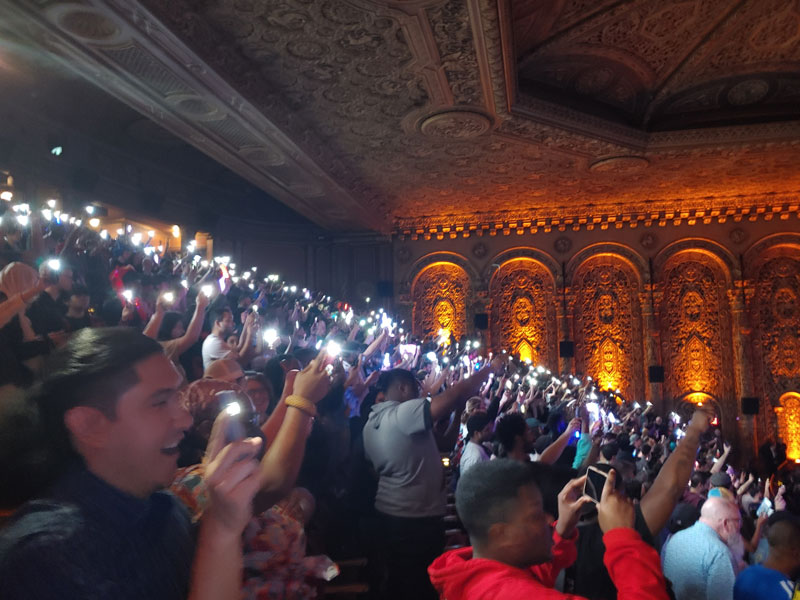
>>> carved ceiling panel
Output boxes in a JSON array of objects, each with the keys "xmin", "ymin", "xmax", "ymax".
[{"xmin": 4, "ymin": 0, "xmax": 800, "ymax": 234}]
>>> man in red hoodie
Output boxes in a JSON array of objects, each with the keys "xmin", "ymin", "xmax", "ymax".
[{"xmin": 428, "ymin": 459, "xmax": 669, "ymax": 599}]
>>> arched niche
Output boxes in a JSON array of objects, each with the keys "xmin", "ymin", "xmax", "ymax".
[
  {"xmin": 411, "ymin": 262, "xmax": 471, "ymax": 341},
  {"xmin": 775, "ymin": 392, "xmax": 800, "ymax": 462},
  {"xmin": 744, "ymin": 234, "xmax": 800, "ymax": 441},
  {"xmin": 569, "ymin": 251, "xmax": 645, "ymax": 402},
  {"xmin": 655, "ymin": 242, "xmax": 735, "ymax": 415},
  {"xmin": 401, "ymin": 251, "xmax": 482, "ymax": 296},
  {"xmin": 484, "ymin": 247, "xmax": 561, "ymax": 285},
  {"xmin": 488, "ymin": 257, "xmax": 557, "ymax": 368}
]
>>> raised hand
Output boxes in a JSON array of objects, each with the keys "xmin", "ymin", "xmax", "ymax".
[
  {"xmin": 556, "ymin": 475, "xmax": 593, "ymax": 538},
  {"xmin": 596, "ymin": 469, "xmax": 635, "ymax": 534},
  {"xmin": 293, "ymin": 353, "xmax": 333, "ymax": 404}
]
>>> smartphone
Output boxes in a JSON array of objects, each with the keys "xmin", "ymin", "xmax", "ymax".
[{"xmin": 584, "ymin": 466, "xmax": 609, "ymax": 502}]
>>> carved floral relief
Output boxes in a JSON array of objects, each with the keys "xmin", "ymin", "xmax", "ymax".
[
  {"xmin": 571, "ymin": 256, "xmax": 643, "ymax": 401},
  {"xmin": 488, "ymin": 258, "xmax": 557, "ymax": 368},
  {"xmin": 659, "ymin": 256, "xmax": 733, "ymax": 405},
  {"xmin": 750, "ymin": 254, "xmax": 800, "ymax": 414},
  {"xmin": 412, "ymin": 262, "xmax": 470, "ymax": 341}
]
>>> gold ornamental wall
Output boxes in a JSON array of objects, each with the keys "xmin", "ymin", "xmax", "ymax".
[{"xmin": 396, "ymin": 228, "xmax": 800, "ymax": 457}]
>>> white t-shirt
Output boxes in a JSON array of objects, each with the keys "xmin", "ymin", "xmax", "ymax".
[
  {"xmin": 202, "ymin": 333, "xmax": 233, "ymax": 369},
  {"xmin": 460, "ymin": 440, "xmax": 490, "ymax": 474}
]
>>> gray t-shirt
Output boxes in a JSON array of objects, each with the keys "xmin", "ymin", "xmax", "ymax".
[{"xmin": 363, "ymin": 398, "xmax": 446, "ymax": 518}]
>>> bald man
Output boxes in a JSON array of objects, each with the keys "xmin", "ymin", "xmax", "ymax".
[
  {"xmin": 735, "ymin": 513, "xmax": 800, "ymax": 600},
  {"xmin": 661, "ymin": 496, "xmax": 741, "ymax": 600},
  {"xmin": 203, "ymin": 358, "xmax": 246, "ymax": 386}
]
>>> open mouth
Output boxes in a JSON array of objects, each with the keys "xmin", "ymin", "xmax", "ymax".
[{"xmin": 160, "ymin": 440, "xmax": 182, "ymax": 456}]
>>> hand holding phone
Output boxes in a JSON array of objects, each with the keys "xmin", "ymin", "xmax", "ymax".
[{"xmin": 584, "ymin": 465, "xmax": 608, "ymax": 503}]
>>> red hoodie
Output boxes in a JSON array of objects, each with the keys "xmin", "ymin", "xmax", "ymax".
[{"xmin": 428, "ymin": 527, "xmax": 669, "ymax": 600}]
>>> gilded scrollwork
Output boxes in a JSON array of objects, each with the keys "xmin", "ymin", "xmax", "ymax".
[
  {"xmin": 411, "ymin": 262, "xmax": 470, "ymax": 341},
  {"xmin": 488, "ymin": 258, "xmax": 557, "ymax": 368},
  {"xmin": 750, "ymin": 253, "xmax": 800, "ymax": 414},
  {"xmin": 659, "ymin": 255, "xmax": 733, "ymax": 407},
  {"xmin": 571, "ymin": 256, "xmax": 643, "ymax": 401}
]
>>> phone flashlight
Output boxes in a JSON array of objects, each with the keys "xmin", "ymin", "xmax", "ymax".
[
  {"xmin": 327, "ymin": 340, "xmax": 342, "ymax": 358},
  {"xmin": 263, "ymin": 328, "xmax": 278, "ymax": 347},
  {"xmin": 162, "ymin": 292, "xmax": 174, "ymax": 304},
  {"xmin": 201, "ymin": 284, "xmax": 214, "ymax": 298},
  {"xmin": 122, "ymin": 290, "xmax": 133, "ymax": 302},
  {"xmin": 47, "ymin": 258, "xmax": 61, "ymax": 271}
]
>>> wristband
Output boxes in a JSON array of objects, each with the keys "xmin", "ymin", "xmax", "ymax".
[{"xmin": 285, "ymin": 395, "xmax": 317, "ymax": 418}]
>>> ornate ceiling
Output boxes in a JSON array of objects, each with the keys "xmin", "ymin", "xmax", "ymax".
[{"xmin": 2, "ymin": 0, "xmax": 799, "ymax": 235}]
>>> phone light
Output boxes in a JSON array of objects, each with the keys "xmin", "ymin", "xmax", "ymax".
[
  {"xmin": 201, "ymin": 284, "xmax": 214, "ymax": 297},
  {"xmin": 172, "ymin": 225, "xmax": 180, "ymax": 238},
  {"xmin": 224, "ymin": 401, "xmax": 241, "ymax": 417},
  {"xmin": 47, "ymin": 258, "xmax": 61, "ymax": 271},
  {"xmin": 290, "ymin": 285, "xmax": 297, "ymax": 293},
  {"xmin": 0, "ymin": 191, "xmax": 12, "ymax": 201},
  {"xmin": 162, "ymin": 292, "xmax": 174, "ymax": 304},
  {"xmin": 327, "ymin": 340, "xmax": 342, "ymax": 357},
  {"xmin": 100, "ymin": 230, "xmax": 108, "ymax": 240},
  {"xmin": 263, "ymin": 329, "xmax": 279, "ymax": 347},
  {"xmin": 84, "ymin": 206, "xmax": 95, "ymax": 215},
  {"xmin": 122, "ymin": 290, "xmax": 133, "ymax": 302},
  {"xmin": 426, "ymin": 351, "xmax": 437, "ymax": 362},
  {"xmin": 147, "ymin": 230, "xmax": 155, "ymax": 238},
  {"xmin": 88, "ymin": 218, "xmax": 100, "ymax": 228}
]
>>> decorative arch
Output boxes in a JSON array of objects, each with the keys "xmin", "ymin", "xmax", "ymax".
[
  {"xmin": 653, "ymin": 238, "xmax": 739, "ymax": 285},
  {"xmin": 411, "ymin": 262, "xmax": 470, "ymax": 341},
  {"xmin": 744, "ymin": 234, "xmax": 800, "ymax": 442},
  {"xmin": 488, "ymin": 257, "xmax": 557, "ymax": 368},
  {"xmin": 566, "ymin": 243, "xmax": 648, "ymax": 287},
  {"xmin": 655, "ymin": 243, "xmax": 735, "ymax": 414},
  {"xmin": 569, "ymin": 251, "xmax": 645, "ymax": 401},
  {"xmin": 484, "ymin": 247, "xmax": 561, "ymax": 286},
  {"xmin": 776, "ymin": 392, "xmax": 800, "ymax": 462},
  {"xmin": 403, "ymin": 251, "xmax": 482, "ymax": 295}
]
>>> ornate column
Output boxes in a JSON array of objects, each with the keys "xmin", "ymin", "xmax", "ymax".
[
  {"xmin": 641, "ymin": 286, "xmax": 663, "ymax": 413},
  {"xmin": 728, "ymin": 285, "xmax": 756, "ymax": 460},
  {"xmin": 558, "ymin": 280, "xmax": 574, "ymax": 375}
]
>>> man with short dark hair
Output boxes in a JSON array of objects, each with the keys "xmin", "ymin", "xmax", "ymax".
[
  {"xmin": 0, "ymin": 327, "xmax": 263, "ymax": 599},
  {"xmin": 460, "ymin": 412, "xmax": 491, "ymax": 474},
  {"xmin": 202, "ymin": 306, "xmax": 237, "ymax": 368},
  {"xmin": 64, "ymin": 284, "xmax": 91, "ymax": 332},
  {"xmin": 428, "ymin": 460, "xmax": 669, "ymax": 599},
  {"xmin": 734, "ymin": 512, "xmax": 800, "ymax": 600}
]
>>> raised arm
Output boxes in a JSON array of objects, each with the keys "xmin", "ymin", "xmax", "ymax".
[
  {"xmin": 173, "ymin": 292, "xmax": 210, "ymax": 355},
  {"xmin": 255, "ymin": 353, "xmax": 332, "ymax": 507},
  {"xmin": 710, "ymin": 442, "xmax": 731, "ymax": 474},
  {"xmin": 639, "ymin": 408, "xmax": 711, "ymax": 537},
  {"xmin": 539, "ymin": 418, "xmax": 581, "ymax": 465},
  {"xmin": 429, "ymin": 356, "xmax": 504, "ymax": 423}
]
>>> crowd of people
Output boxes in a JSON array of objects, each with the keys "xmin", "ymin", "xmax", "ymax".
[{"xmin": 1, "ymin": 208, "xmax": 799, "ymax": 599}]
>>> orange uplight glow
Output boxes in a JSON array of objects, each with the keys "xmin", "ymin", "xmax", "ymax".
[{"xmin": 776, "ymin": 393, "xmax": 800, "ymax": 461}]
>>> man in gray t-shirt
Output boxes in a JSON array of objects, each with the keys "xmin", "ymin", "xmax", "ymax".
[{"xmin": 363, "ymin": 358, "xmax": 504, "ymax": 600}]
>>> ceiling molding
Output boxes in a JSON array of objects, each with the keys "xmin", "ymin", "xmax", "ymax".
[{"xmin": 0, "ymin": 0, "xmax": 386, "ymax": 231}]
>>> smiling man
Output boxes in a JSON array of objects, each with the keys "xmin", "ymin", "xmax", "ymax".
[{"xmin": 0, "ymin": 327, "xmax": 263, "ymax": 600}]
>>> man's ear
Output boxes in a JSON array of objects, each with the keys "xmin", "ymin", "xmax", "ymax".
[
  {"xmin": 486, "ymin": 520, "xmax": 508, "ymax": 549},
  {"xmin": 64, "ymin": 406, "xmax": 112, "ymax": 449}
]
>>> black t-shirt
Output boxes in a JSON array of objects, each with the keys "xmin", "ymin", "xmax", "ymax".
[
  {"xmin": 568, "ymin": 504, "xmax": 656, "ymax": 600},
  {"xmin": 26, "ymin": 292, "xmax": 67, "ymax": 336}
]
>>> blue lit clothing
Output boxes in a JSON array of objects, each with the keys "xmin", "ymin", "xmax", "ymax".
[
  {"xmin": 662, "ymin": 521, "xmax": 735, "ymax": 600},
  {"xmin": 572, "ymin": 432, "xmax": 592, "ymax": 470},
  {"xmin": 0, "ymin": 466, "xmax": 194, "ymax": 599},
  {"xmin": 734, "ymin": 565, "xmax": 794, "ymax": 600}
]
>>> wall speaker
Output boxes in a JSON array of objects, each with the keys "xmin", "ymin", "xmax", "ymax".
[
  {"xmin": 473, "ymin": 313, "xmax": 489, "ymax": 330},
  {"xmin": 559, "ymin": 341, "xmax": 574, "ymax": 358},
  {"xmin": 742, "ymin": 397, "xmax": 760, "ymax": 415},
  {"xmin": 376, "ymin": 280, "xmax": 393, "ymax": 297},
  {"xmin": 648, "ymin": 365, "xmax": 665, "ymax": 383}
]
